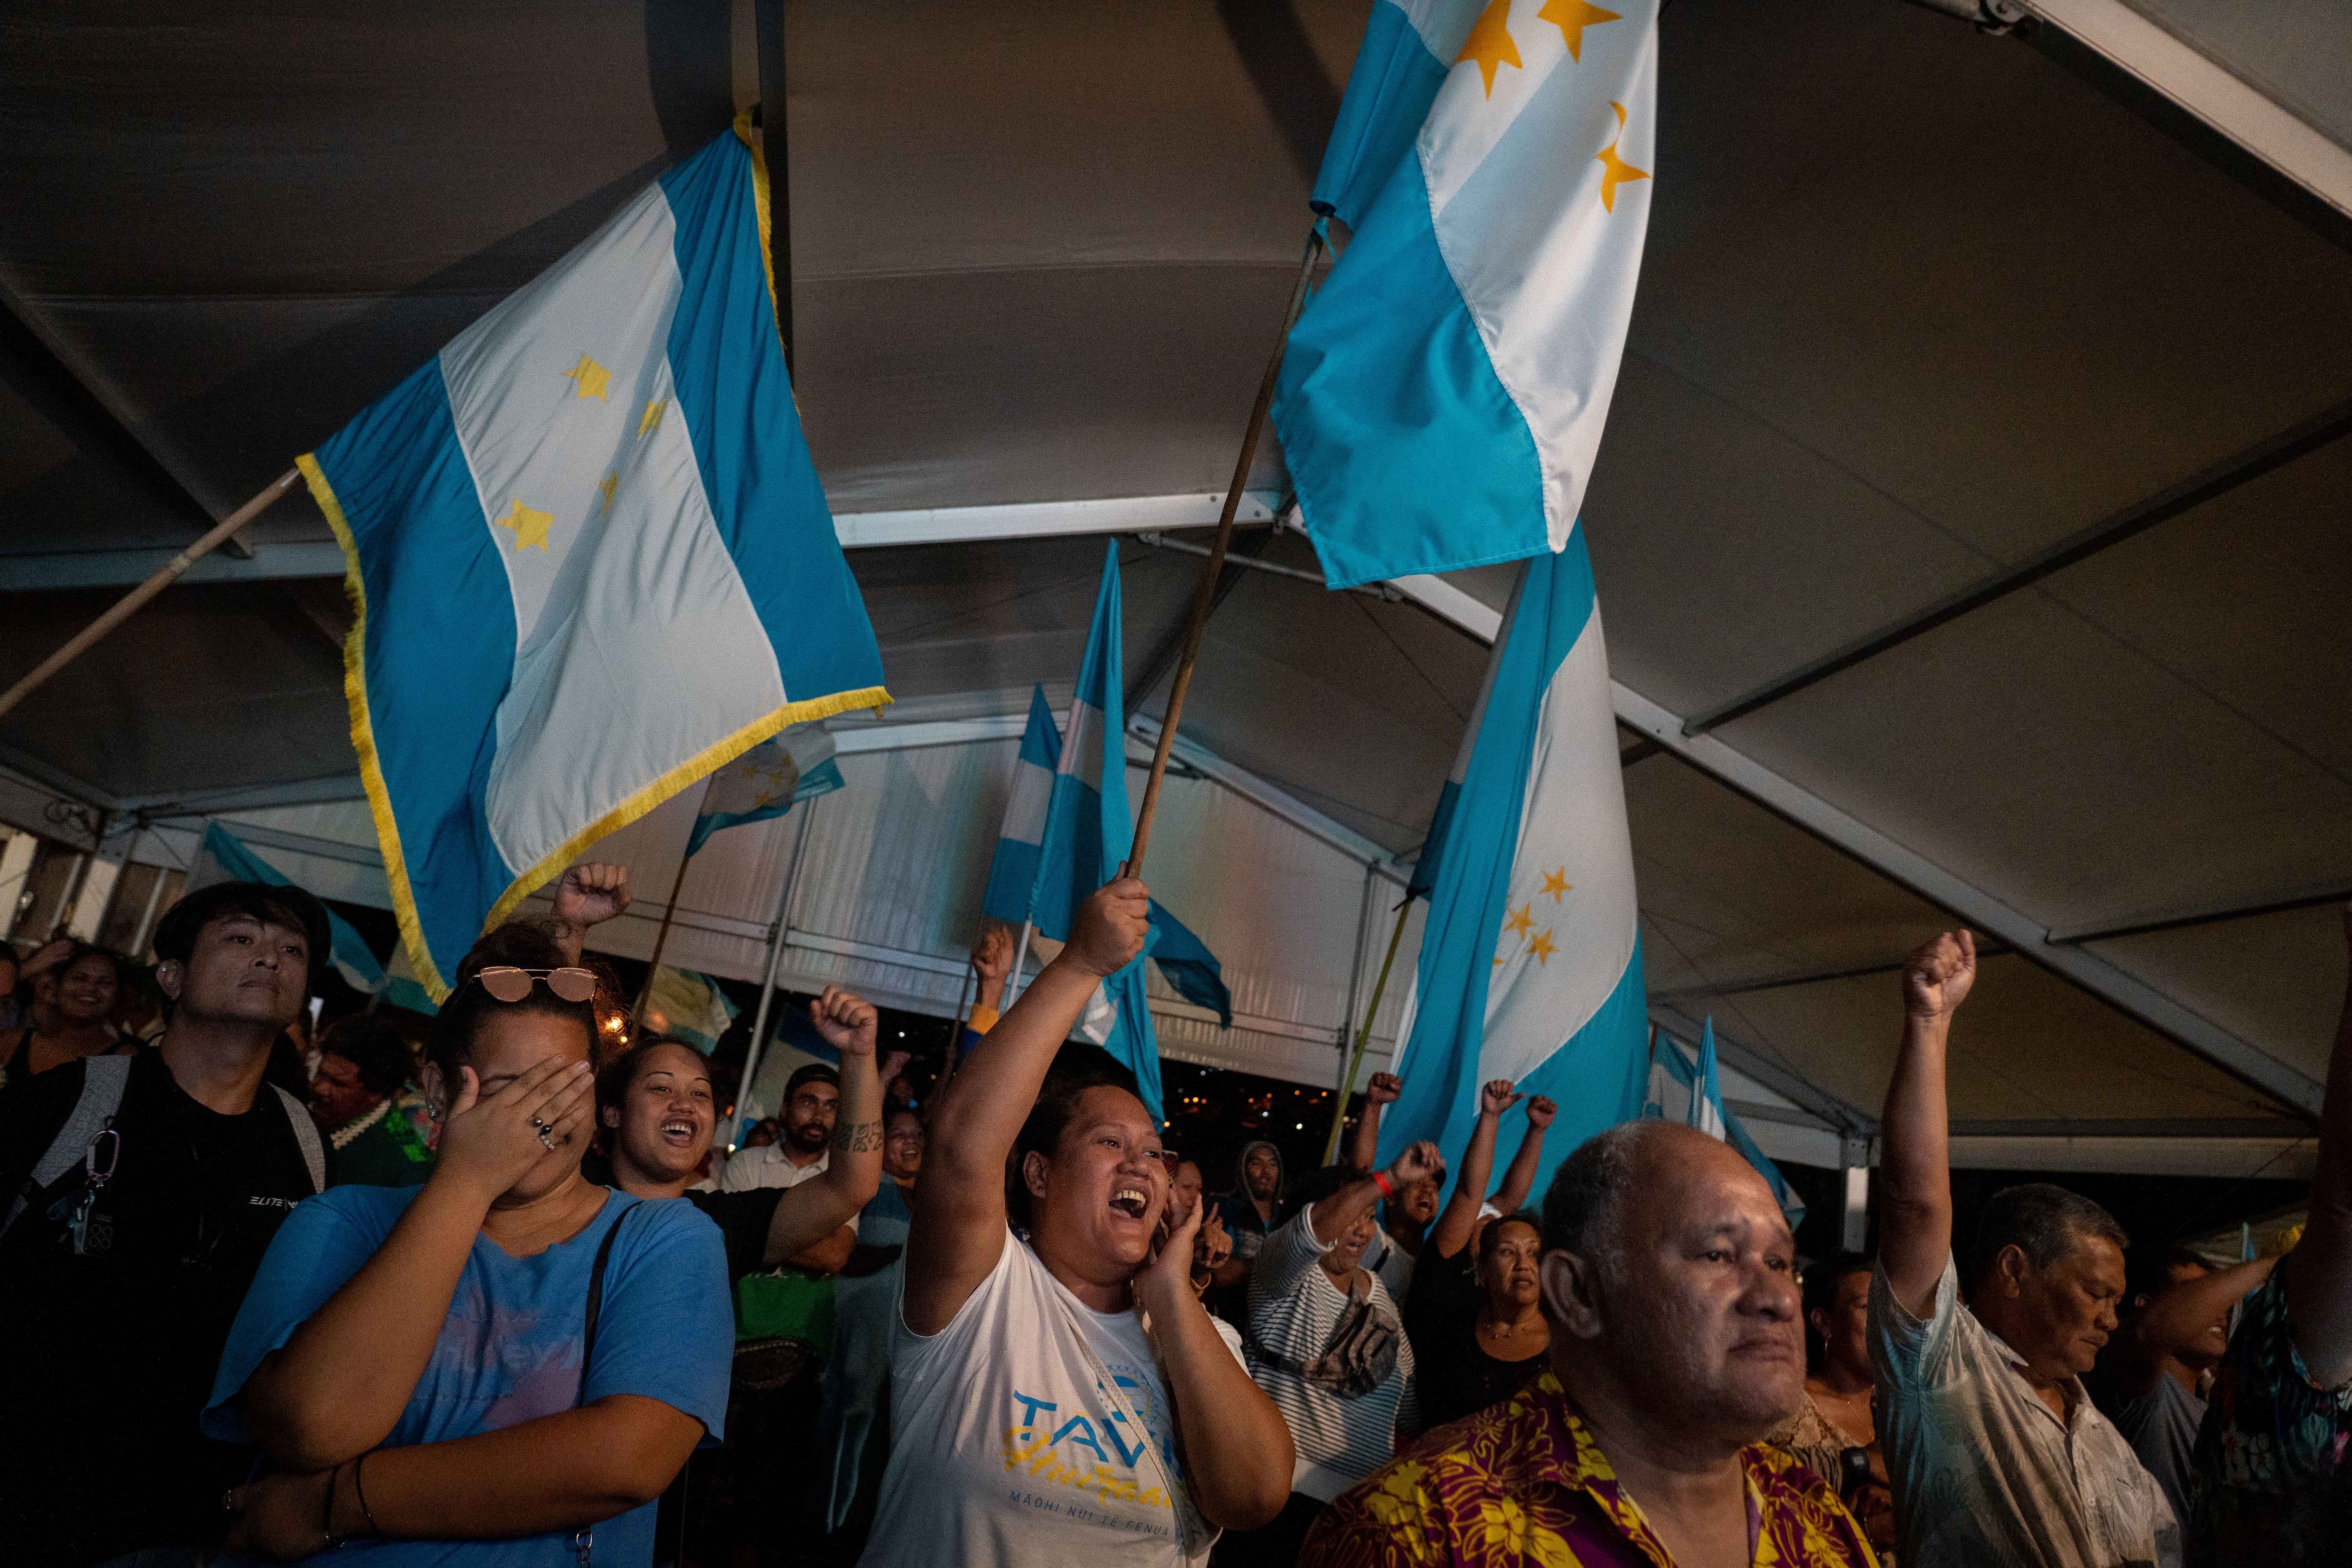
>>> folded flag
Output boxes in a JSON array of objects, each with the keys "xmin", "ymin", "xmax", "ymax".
[
  {"xmin": 686, "ymin": 720, "xmax": 843, "ymax": 859},
  {"xmin": 1688, "ymin": 1014, "xmax": 1726, "ymax": 1140},
  {"xmin": 188, "ymin": 823, "xmax": 388, "ymax": 997},
  {"xmin": 300, "ymin": 115, "xmax": 888, "ymax": 998},
  {"xmin": 1276, "ymin": 0, "xmax": 1660, "ymax": 588},
  {"xmin": 981, "ymin": 685, "xmax": 1062, "ymax": 924},
  {"xmin": 1378, "ymin": 531, "xmax": 1647, "ymax": 1196},
  {"xmin": 639, "ymin": 964, "xmax": 741, "ymax": 1055},
  {"xmin": 1026, "ymin": 543, "xmax": 1166, "ymax": 1120},
  {"xmin": 1144, "ymin": 901, "xmax": 1232, "ymax": 1029}
]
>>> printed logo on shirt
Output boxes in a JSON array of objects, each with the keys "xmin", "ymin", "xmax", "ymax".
[
  {"xmin": 246, "ymin": 1196, "xmax": 299, "ymax": 1209},
  {"xmin": 999, "ymin": 1377, "xmax": 1174, "ymax": 1522}
]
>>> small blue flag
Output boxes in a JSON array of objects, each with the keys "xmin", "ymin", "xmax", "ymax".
[{"xmin": 685, "ymin": 721, "xmax": 842, "ymax": 859}]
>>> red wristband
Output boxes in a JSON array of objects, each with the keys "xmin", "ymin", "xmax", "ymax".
[{"xmin": 1373, "ymin": 1172, "xmax": 1394, "ymax": 1199}]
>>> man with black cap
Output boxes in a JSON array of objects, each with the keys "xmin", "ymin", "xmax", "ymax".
[{"xmin": 0, "ymin": 879, "xmax": 332, "ymax": 1566}]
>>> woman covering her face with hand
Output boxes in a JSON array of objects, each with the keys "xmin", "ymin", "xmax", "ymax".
[{"xmin": 203, "ymin": 922, "xmax": 733, "ymax": 1565}]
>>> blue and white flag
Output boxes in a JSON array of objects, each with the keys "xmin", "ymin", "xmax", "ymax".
[
  {"xmin": 685, "ymin": 721, "xmax": 842, "ymax": 859},
  {"xmin": 1644, "ymin": 1018, "xmax": 1805, "ymax": 1226},
  {"xmin": 984, "ymin": 682, "xmax": 1231, "ymax": 1034},
  {"xmin": 1378, "ymin": 532, "xmax": 1647, "ymax": 1195},
  {"xmin": 300, "ymin": 117, "xmax": 889, "ymax": 997},
  {"xmin": 981, "ymin": 685, "xmax": 1062, "ymax": 924},
  {"xmin": 1026, "ymin": 544, "xmax": 1165, "ymax": 1120},
  {"xmin": 189, "ymin": 823, "xmax": 388, "ymax": 997},
  {"xmin": 1408, "ymin": 616, "xmax": 1508, "ymax": 901},
  {"xmin": 1276, "ymin": 0, "xmax": 1659, "ymax": 588}
]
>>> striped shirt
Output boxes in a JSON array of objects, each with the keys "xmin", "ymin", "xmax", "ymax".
[{"xmin": 1244, "ymin": 1210, "xmax": 1418, "ymax": 1501}]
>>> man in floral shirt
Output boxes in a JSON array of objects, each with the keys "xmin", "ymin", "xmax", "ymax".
[
  {"xmin": 2185, "ymin": 904, "xmax": 2352, "ymax": 1560},
  {"xmin": 1303, "ymin": 1121, "xmax": 1873, "ymax": 1566}
]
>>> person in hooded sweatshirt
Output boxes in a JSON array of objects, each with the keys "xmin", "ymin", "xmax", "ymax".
[{"xmin": 1207, "ymin": 1138, "xmax": 1286, "ymax": 1322}]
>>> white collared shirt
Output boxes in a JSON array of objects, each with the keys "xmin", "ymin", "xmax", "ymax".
[{"xmin": 1871, "ymin": 1256, "xmax": 2178, "ymax": 1568}]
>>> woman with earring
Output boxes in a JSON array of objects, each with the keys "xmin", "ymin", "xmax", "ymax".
[{"xmin": 202, "ymin": 921, "xmax": 733, "ymax": 1565}]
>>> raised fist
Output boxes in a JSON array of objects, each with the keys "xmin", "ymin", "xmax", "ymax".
[
  {"xmin": 972, "ymin": 920, "xmax": 1015, "ymax": 986},
  {"xmin": 554, "ymin": 863, "xmax": 632, "ymax": 929},
  {"xmin": 1387, "ymin": 1139, "xmax": 1443, "ymax": 1188},
  {"xmin": 1064, "ymin": 878, "xmax": 1150, "ymax": 979},
  {"xmin": 1366, "ymin": 1072, "xmax": 1402, "ymax": 1106},
  {"xmin": 810, "ymin": 985, "xmax": 879, "ymax": 1057},
  {"xmin": 1479, "ymin": 1079, "xmax": 1524, "ymax": 1118},
  {"xmin": 1524, "ymin": 1094, "xmax": 1557, "ymax": 1130},
  {"xmin": 1903, "ymin": 930, "xmax": 1977, "ymax": 1021}
]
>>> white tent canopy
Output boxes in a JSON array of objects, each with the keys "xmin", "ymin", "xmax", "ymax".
[{"xmin": 1, "ymin": 0, "xmax": 2346, "ymax": 1182}]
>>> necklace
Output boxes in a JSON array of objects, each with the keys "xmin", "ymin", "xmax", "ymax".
[{"xmin": 330, "ymin": 1098, "xmax": 392, "ymax": 1150}]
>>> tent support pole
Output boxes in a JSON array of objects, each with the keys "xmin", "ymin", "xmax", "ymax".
[
  {"xmin": 734, "ymin": 801, "xmax": 818, "ymax": 1146},
  {"xmin": 1321, "ymin": 895, "xmax": 1412, "ymax": 1166},
  {"xmin": 1123, "ymin": 224, "xmax": 1323, "ymax": 876},
  {"xmin": 0, "ymin": 467, "xmax": 299, "ymax": 721}
]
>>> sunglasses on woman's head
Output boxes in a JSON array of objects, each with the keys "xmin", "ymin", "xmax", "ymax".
[{"xmin": 470, "ymin": 966, "xmax": 598, "ymax": 1004}]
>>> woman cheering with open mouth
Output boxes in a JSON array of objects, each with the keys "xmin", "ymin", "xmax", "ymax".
[{"xmin": 861, "ymin": 877, "xmax": 1293, "ymax": 1567}]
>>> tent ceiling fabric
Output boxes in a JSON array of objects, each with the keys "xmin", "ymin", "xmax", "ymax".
[{"xmin": 0, "ymin": 0, "xmax": 2345, "ymax": 1156}]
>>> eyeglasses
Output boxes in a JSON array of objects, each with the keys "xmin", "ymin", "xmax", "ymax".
[{"xmin": 471, "ymin": 966, "xmax": 598, "ymax": 1004}]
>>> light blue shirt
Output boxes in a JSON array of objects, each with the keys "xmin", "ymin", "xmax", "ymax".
[{"xmin": 206, "ymin": 1185, "xmax": 733, "ymax": 1566}]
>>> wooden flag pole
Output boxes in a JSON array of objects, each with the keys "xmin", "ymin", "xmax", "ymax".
[
  {"xmin": 1320, "ymin": 896, "xmax": 1413, "ymax": 1165},
  {"xmin": 633, "ymin": 847, "xmax": 697, "ymax": 1029},
  {"xmin": 1123, "ymin": 225, "xmax": 1324, "ymax": 878},
  {"xmin": 0, "ymin": 467, "xmax": 301, "ymax": 722}
]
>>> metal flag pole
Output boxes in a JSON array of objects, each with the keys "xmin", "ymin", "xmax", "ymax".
[
  {"xmin": 0, "ymin": 467, "xmax": 301, "ymax": 721},
  {"xmin": 732, "ymin": 797, "xmax": 820, "ymax": 1147},
  {"xmin": 633, "ymin": 844, "xmax": 698, "ymax": 1028},
  {"xmin": 1122, "ymin": 223, "xmax": 1325, "ymax": 877},
  {"xmin": 1005, "ymin": 918, "xmax": 1036, "ymax": 1006},
  {"xmin": 1320, "ymin": 895, "xmax": 1414, "ymax": 1165}
]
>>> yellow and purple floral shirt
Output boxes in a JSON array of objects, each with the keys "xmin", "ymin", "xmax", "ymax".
[{"xmin": 1301, "ymin": 1370, "xmax": 1877, "ymax": 1567}]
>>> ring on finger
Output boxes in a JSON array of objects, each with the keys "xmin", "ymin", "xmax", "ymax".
[{"xmin": 536, "ymin": 1124, "xmax": 557, "ymax": 1149}]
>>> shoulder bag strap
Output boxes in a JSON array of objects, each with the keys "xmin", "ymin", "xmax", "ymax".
[
  {"xmin": 269, "ymin": 1083, "xmax": 328, "ymax": 1193},
  {"xmin": 1043, "ymin": 1279, "xmax": 1203, "ymax": 1565},
  {"xmin": 569, "ymin": 1193, "xmax": 636, "ymax": 1568},
  {"xmin": 2, "ymin": 1054, "xmax": 133, "ymax": 1239}
]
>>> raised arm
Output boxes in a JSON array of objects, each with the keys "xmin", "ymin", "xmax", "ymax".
[
  {"xmin": 1312, "ymin": 1141, "xmax": 1443, "ymax": 1249},
  {"xmin": 902, "ymin": 879, "xmax": 1148, "ymax": 1335},
  {"xmin": 1347, "ymin": 1072, "xmax": 1401, "ymax": 1174},
  {"xmin": 1879, "ymin": 930, "xmax": 1975, "ymax": 1318},
  {"xmin": 1489, "ymin": 1094, "xmax": 1556, "ymax": 1215},
  {"xmin": 2288, "ymin": 905, "xmax": 2352, "ymax": 1387},
  {"xmin": 2110, "ymin": 1255, "xmax": 2280, "ymax": 1399},
  {"xmin": 245, "ymin": 1059, "xmax": 597, "ymax": 1467},
  {"xmin": 757, "ymin": 987, "xmax": 885, "ymax": 1267},
  {"xmin": 547, "ymin": 863, "xmax": 631, "ymax": 966},
  {"xmin": 1428, "ymin": 1080, "xmax": 1520, "ymax": 1259}
]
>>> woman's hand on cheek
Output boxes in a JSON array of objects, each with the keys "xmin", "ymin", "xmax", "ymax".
[
  {"xmin": 430, "ymin": 1056, "xmax": 596, "ymax": 1202},
  {"xmin": 1138, "ymin": 1189, "xmax": 1203, "ymax": 1316}
]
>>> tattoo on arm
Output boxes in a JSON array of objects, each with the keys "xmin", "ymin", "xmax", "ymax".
[{"xmin": 832, "ymin": 1120, "xmax": 883, "ymax": 1155}]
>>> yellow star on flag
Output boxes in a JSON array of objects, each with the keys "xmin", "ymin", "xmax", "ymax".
[
  {"xmin": 1538, "ymin": 0, "xmax": 1621, "ymax": 61},
  {"xmin": 1541, "ymin": 868, "xmax": 1570, "ymax": 901},
  {"xmin": 638, "ymin": 398, "xmax": 667, "ymax": 437},
  {"xmin": 561, "ymin": 355, "xmax": 611, "ymax": 402},
  {"xmin": 1455, "ymin": 0, "xmax": 1522, "ymax": 97},
  {"xmin": 495, "ymin": 498, "xmax": 555, "ymax": 552},
  {"xmin": 597, "ymin": 471, "xmax": 619, "ymax": 513},
  {"xmin": 1526, "ymin": 927, "xmax": 1558, "ymax": 966},
  {"xmin": 1503, "ymin": 903, "xmax": 1536, "ymax": 938},
  {"xmin": 1596, "ymin": 102, "xmax": 1650, "ymax": 212}
]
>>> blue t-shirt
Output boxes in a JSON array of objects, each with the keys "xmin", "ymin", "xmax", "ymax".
[{"xmin": 205, "ymin": 1185, "xmax": 734, "ymax": 1567}]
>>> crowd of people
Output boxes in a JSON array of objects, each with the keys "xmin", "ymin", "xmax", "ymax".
[{"xmin": 0, "ymin": 858, "xmax": 2346, "ymax": 1568}]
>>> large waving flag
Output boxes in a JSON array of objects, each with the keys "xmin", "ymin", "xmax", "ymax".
[
  {"xmin": 301, "ymin": 117, "xmax": 888, "ymax": 997},
  {"xmin": 1378, "ymin": 531, "xmax": 1647, "ymax": 1195},
  {"xmin": 685, "ymin": 721, "xmax": 843, "ymax": 859},
  {"xmin": 1027, "ymin": 545, "xmax": 1166, "ymax": 1120},
  {"xmin": 1276, "ymin": 0, "xmax": 1660, "ymax": 588}
]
